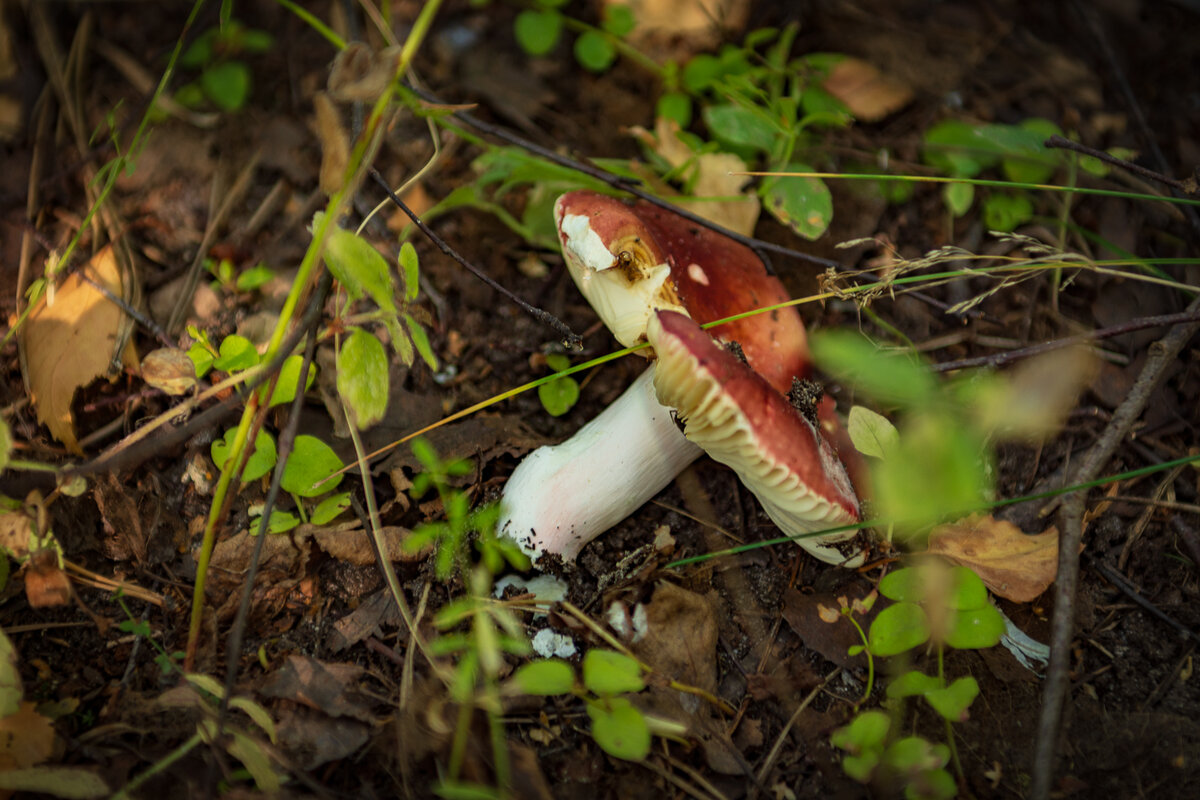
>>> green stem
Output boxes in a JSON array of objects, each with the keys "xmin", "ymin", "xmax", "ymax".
[{"xmin": 185, "ymin": 0, "xmax": 445, "ymax": 669}]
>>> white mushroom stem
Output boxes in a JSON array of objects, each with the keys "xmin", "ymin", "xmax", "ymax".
[{"xmin": 498, "ymin": 366, "xmax": 702, "ymax": 565}]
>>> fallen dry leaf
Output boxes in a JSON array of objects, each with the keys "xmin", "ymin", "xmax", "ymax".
[
  {"xmin": 0, "ymin": 702, "xmax": 55, "ymax": 772},
  {"xmin": 630, "ymin": 117, "xmax": 760, "ymax": 236},
  {"xmin": 22, "ymin": 246, "xmax": 137, "ymax": 454},
  {"xmin": 140, "ymin": 348, "xmax": 196, "ymax": 396},
  {"xmin": 24, "ymin": 550, "xmax": 72, "ymax": 609},
  {"xmin": 821, "ymin": 56, "xmax": 914, "ymax": 122},
  {"xmin": 928, "ymin": 514, "xmax": 1059, "ymax": 602}
]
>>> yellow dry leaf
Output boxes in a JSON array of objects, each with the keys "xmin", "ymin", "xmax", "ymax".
[
  {"xmin": 0, "ymin": 703, "xmax": 55, "ymax": 772},
  {"xmin": 821, "ymin": 57, "xmax": 914, "ymax": 122},
  {"xmin": 928, "ymin": 514, "xmax": 1058, "ymax": 602},
  {"xmin": 22, "ymin": 246, "xmax": 137, "ymax": 454}
]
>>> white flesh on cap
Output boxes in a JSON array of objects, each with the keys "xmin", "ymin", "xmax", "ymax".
[
  {"xmin": 648, "ymin": 313, "xmax": 864, "ymax": 566},
  {"xmin": 558, "ymin": 211, "xmax": 684, "ymax": 348},
  {"xmin": 497, "ymin": 367, "xmax": 702, "ymax": 565}
]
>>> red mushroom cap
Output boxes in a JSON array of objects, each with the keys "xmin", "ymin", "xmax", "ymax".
[
  {"xmin": 647, "ymin": 309, "xmax": 865, "ymax": 565},
  {"xmin": 555, "ymin": 190, "xmax": 809, "ymax": 394}
]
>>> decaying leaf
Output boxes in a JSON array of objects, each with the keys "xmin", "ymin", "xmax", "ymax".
[
  {"xmin": 821, "ymin": 57, "xmax": 914, "ymax": 122},
  {"xmin": 927, "ymin": 514, "xmax": 1058, "ymax": 602},
  {"xmin": 22, "ymin": 246, "xmax": 138, "ymax": 454},
  {"xmin": 24, "ymin": 550, "xmax": 71, "ymax": 609},
  {"xmin": 0, "ymin": 702, "xmax": 55, "ymax": 772},
  {"xmin": 630, "ymin": 117, "xmax": 760, "ymax": 236},
  {"xmin": 140, "ymin": 347, "xmax": 197, "ymax": 396}
]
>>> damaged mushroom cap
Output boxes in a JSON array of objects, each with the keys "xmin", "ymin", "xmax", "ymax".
[
  {"xmin": 555, "ymin": 190, "xmax": 809, "ymax": 394},
  {"xmin": 647, "ymin": 309, "xmax": 865, "ymax": 566}
]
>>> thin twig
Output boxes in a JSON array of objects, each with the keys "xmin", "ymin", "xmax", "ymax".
[
  {"xmin": 1043, "ymin": 135, "xmax": 1192, "ymax": 194},
  {"xmin": 403, "ymin": 84, "xmax": 840, "ymax": 270},
  {"xmin": 218, "ymin": 272, "xmax": 330, "ymax": 720},
  {"xmin": 1090, "ymin": 558, "xmax": 1200, "ymax": 646},
  {"xmin": 933, "ymin": 308, "xmax": 1200, "ymax": 372},
  {"xmin": 1030, "ymin": 293, "xmax": 1200, "ymax": 800},
  {"xmin": 368, "ymin": 168, "xmax": 583, "ymax": 350},
  {"xmin": 753, "ymin": 667, "xmax": 841, "ymax": 790}
]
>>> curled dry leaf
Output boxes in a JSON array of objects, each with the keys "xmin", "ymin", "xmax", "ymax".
[
  {"xmin": 927, "ymin": 514, "xmax": 1059, "ymax": 602},
  {"xmin": 22, "ymin": 246, "xmax": 138, "ymax": 454},
  {"xmin": 140, "ymin": 347, "xmax": 197, "ymax": 396}
]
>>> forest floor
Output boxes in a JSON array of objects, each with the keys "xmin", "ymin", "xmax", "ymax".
[{"xmin": 1, "ymin": 1, "xmax": 1199, "ymax": 798}]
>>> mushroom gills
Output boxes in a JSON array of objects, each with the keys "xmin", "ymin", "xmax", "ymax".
[{"xmin": 648, "ymin": 310, "xmax": 865, "ymax": 566}]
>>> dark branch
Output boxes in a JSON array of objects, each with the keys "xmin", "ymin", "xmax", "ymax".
[
  {"xmin": 932, "ymin": 308, "xmax": 1200, "ymax": 372},
  {"xmin": 1044, "ymin": 135, "xmax": 1193, "ymax": 194}
]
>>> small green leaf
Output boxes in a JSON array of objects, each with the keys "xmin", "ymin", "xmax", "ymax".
[
  {"xmin": 211, "ymin": 429, "xmax": 277, "ymax": 482},
  {"xmin": 574, "ymin": 30, "xmax": 616, "ymax": 73},
  {"xmin": 943, "ymin": 604, "xmax": 1006, "ymax": 650},
  {"xmin": 922, "ymin": 119, "xmax": 998, "ymax": 177},
  {"xmin": 537, "ymin": 376, "xmax": 579, "ymax": 417},
  {"xmin": 703, "ymin": 103, "xmax": 778, "ymax": 152},
  {"xmin": 885, "ymin": 736, "xmax": 949, "ymax": 772},
  {"xmin": 943, "ymin": 181, "xmax": 974, "ymax": 217},
  {"xmin": 682, "ymin": 54, "xmax": 722, "ymax": 92},
  {"xmin": 200, "ymin": 60, "xmax": 251, "ymax": 112},
  {"xmin": 310, "ymin": 492, "xmax": 351, "ymax": 525},
  {"xmin": 763, "ymin": 165, "xmax": 833, "ymax": 240},
  {"xmin": 847, "ymin": 406, "xmax": 899, "ymax": 460},
  {"xmin": 212, "ymin": 334, "xmax": 259, "ymax": 373},
  {"xmin": 810, "ymin": 330, "xmax": 935, "ymax": 408},
  {"xmin": 868, "ymin": 601, "xmax": 930, "ymax": 656},
  {"xmin": 887, "ymin": 670, "xmax": 943, "ymax": 699},
  {"xmin": 587, "ymin": 697, "xmax": 650, "ymax": 761},
  {"xmin": 174, "ymin": 82, "xmax": 206, "ymax": 110},
  {"xmin": 878, "ymin": 566, "xmax": 922, "ymax": 602},
  {"xmin": 982, "ymin": 191, "xmax": 1034, "ymax": 232},
  {"xmin": 873, "ymin": 414, "xmax": 990, "ymax": 531},
  {"xmin": 512, "ymin": 659, "xmax": 577, "ymax": 696},
  {"xmin": 831, "ymin": 709, "xmax": 890, "ymax": 754},
  {"xmin": 398, "ymin": 242, "xmax": 420, "ymax": 302},
  {"xmin": 337, "ymin": 328, "xmax": 390, "ymax": 430},
  {"xmin": 180, "ymin": 30, "xmax": 216, "ymax": 68},
  {"xmin": 267, "ymin": 355, "xmax": 316, "ymax": 408},
  {"xmin": 923, "ymin": 676, "xmax": 978, "ymax": 721},
  {"xmin": 253, "ymin": 509, "xmax": 299, "ymax": 535},
  {"xmin": 582, "ymin": 649, "xmax": 644, "ymax": 696},
  {"xmin": 187, "ymin": 341, "xmax": 215, "ymax": 378},
  {"xmin": 602, "ymin": 4, "xmax": 636, "ymax": 37},
  {"xmin": 404, "ymin": 314, "xmax": 438, "ymax": 370},
  {"xmin": 0, "ymin": 419, "xmax": 12, "ymax": 471},
  {"xmin": 240, "ymin": 29, "xmax": 274, "ymax": 54},
  {"xmin": 514, "ymin": 10, "xmax": 562, "ymax": 56},
  {"xmin": 280, "ymin": 435, "xmax": 344, "ymax": 497},
  {"xmin": 317, "ymin": 214, "xmax": 397, "ymax": 313},
  {"xmin": 946, "ymin": 566, "xmax": 989, "ymax": 610},
  {"xmin": 656, "ymin": 92, "xmax": 692, "ymax": 128},
  {"xmin": 235, "ymin": 263, "xmax": 274, "ymax": 292},
  {"xmin": 226, "ymin": 730, "xmax": 280, "ymax": 793}
]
